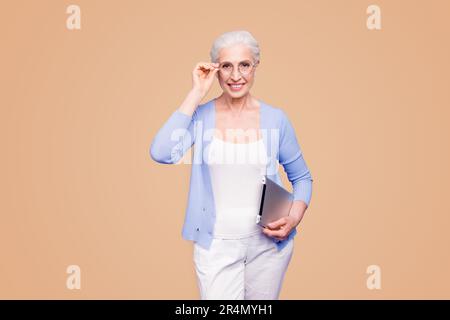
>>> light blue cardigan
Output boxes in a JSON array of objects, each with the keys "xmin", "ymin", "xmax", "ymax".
[{"xmin": 150, "ymin": 98, "xmax": 313, "ymax": 251}]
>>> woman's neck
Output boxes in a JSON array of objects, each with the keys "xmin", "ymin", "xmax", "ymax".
[{"xmin": 217, "ymin": 93, "xmax": 254, "ymax": 116}]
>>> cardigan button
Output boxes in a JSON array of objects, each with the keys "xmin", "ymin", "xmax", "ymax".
[
  {"xmin": 202, "ymin": 207, "xmax": 206, "ymax": 212},
  {"xmin": 196, "ymin": 227, "xmax": 200, "ymax": 231}
]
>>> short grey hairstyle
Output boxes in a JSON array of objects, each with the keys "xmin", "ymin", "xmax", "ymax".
[{"xmin": 209, "ymin": 30, "xmax": 260, "ymax": 63}]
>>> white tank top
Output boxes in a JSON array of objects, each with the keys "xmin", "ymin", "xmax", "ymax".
[{"xmin": 207, "ymin": 135, "xmax": 269, "ymax": 238}]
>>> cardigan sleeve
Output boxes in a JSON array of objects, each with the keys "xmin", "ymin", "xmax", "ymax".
[
  {"xmin": 278, "ymin": 109, "xmax": 313, "ymax": 207},
  {"xmin": 150, "ymin": 107, "xmax": 199, "ymax": 164}
]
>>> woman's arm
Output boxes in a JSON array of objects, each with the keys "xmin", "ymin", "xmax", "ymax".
[
  {"xmin": 281, "ymin": 150, "xmax": 312, "ymax": 227},
  {"xmin": 278, "ymin": 110, "xmax": 313, "ymax": 204},
  {"xmin": 150, "ymin": 62, "xmax": 219, "ymax": 164},
  {"xmin": 263, "ymin": 109, "xmax": 313, "ymax": 240},
  {"xmin": 149, "ymin": 90, "xmax": 202, "ymax": 164},
  {"xmin": 278, "ymin": 110, "xmax": 313, "ymax": 224}
]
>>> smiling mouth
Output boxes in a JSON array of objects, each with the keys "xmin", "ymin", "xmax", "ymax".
[{"xmin": 228, "ymin": 83, "xmax": 245, "ymax": 90}]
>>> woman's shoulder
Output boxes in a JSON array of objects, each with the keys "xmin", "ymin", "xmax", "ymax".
[{"xmin": 258, "ymin": 99, "xmax": 289, "ymax": 122}]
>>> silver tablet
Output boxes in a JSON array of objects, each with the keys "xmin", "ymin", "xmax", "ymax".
[{"xmin": 256, "ymin": 175, "xmax": 293, "ymax": 228}]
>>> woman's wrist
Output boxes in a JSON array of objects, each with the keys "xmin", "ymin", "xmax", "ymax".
[
  {"xmin": 178, "ymin": 89, "xmax": 204, "ymax": 116},
  {"xmin": 189, "ymin": 88, "xmax": 205, "ymax": 103},
  {"xmin": 289, "ymin": 200, "xmax": 307, "ymax": 227}
]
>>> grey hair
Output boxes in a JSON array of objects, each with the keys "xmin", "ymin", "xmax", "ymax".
[{"xmin": 209, "ymin": 30, "xmax": 260, "ymax": 63}]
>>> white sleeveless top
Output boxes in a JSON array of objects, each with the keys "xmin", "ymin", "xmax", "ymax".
[{"xmin": 207, "ymin": 135, "xmax": 269, "ymax": 238}]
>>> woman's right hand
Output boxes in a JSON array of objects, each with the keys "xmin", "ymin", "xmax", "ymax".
[{"xmin": 191, "ymin": 62, "xmax": 219, "ymax": 100}]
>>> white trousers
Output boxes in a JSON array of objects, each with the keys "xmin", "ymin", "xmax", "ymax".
[{"xmin": 193, "ymin": 231, "xmax": 295, "ymax": 300}]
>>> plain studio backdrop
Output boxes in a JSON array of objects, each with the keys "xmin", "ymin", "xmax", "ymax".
[{"xmin": 0, "ymin": 0, "xmax": 449, "ymax": 299}]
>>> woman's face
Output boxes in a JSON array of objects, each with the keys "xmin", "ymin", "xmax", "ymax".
[{"xmin": 216, "ymin": 43, "xmax": 258, "ymax": 99}]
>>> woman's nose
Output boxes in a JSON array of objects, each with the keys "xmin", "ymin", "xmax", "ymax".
[{"xmin": 231, "ymin": 70, "xmax": 241, "ymax": 81}]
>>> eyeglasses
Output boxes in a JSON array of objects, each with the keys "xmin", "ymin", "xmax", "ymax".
[{"xmin": 218, "ymin": 60, "xmax": 259, "ymax": 77}]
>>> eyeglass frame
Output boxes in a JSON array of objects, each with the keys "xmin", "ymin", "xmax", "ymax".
[{"xmin": 217, "ymin": 59, "xmax": 260, "ymax": 77}]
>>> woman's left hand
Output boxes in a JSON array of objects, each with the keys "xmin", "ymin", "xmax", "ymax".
[{"xmin": 262, "ymin": 215, "xmax": 300, "ymax": 241}]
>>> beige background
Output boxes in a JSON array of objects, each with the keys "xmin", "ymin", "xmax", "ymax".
[{"xmin": 1, "ymin": 0, "xmax": 449, "ymax": 299}]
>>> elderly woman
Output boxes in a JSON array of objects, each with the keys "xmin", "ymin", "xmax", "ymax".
[{"xmin": 150, "ymin": 30, "xmax": 313, "ymax": 300}]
